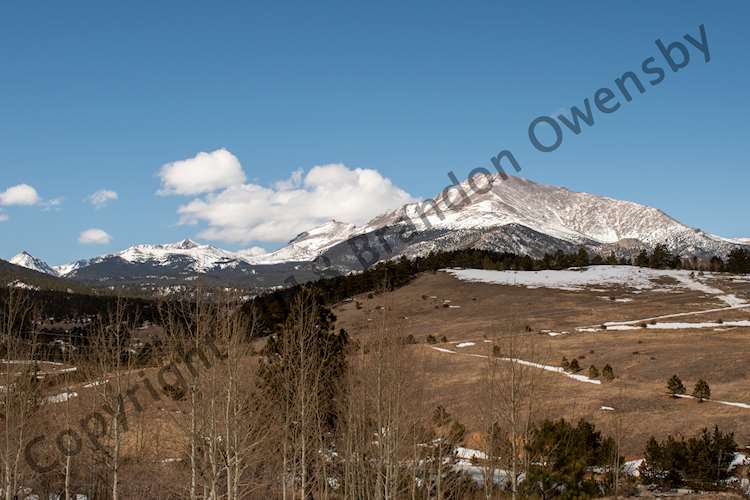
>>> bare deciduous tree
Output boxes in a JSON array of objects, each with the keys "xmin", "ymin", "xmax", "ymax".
[{"xmin": 0, "ymin": 289, "xmax": 39, "ymax": 500}]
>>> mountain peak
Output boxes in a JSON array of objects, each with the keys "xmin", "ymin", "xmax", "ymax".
[
  {"xmin": 168, "ymin": 238, "xmax": 200, "ymax": 250},
  {"xmin": 10, "ymin": 251, "xmax": 59, "ymax": 276}
]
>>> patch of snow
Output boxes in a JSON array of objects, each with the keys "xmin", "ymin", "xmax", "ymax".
[
  {"xmin": 431, "ymin": 347, "xmax": 455, "ymax": 354},
  {"xmin": 455, "ymin": 447, "xmax": 488, "ymax": 461},
  {"xmin": 623, "ymin": 459, "xmax": 644, "ymax": 477},
  {"xmin": 586, "ymin": 319, "xmax": 750, "ymax": 332},
  {"xmin": 445, "ymin": 266, "xmax": 748, "ymax": 308},
  {"xmin": 729, "ymin": 453, "xmax": 749, "ymax": 471},
  {"xmin": 431, "ymin": 347, "xmax": 601, "ymax": 385},
  {"xmin": 600, "ymin": 406, "xmax": 615, "ymax": 411},
  {"xmin": 675, "ymin": 393, "xmax": 750, "ymax": 409},
  {"xmin": 6, "ymin": 280, "xmax": 40, "ymax": 291},
  {"xmin": 456, "ymin": 342, "xmax": 475, "ymax": 348},
  {"xmin": 46, "ymin": 391, "xmax": 78, "ymax": 403}
]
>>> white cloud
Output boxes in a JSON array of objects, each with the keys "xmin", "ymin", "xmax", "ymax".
[
  {"xmin": 177, "ymin": 163, "xmax": 416, "ymax": 244},
  {"xmin": 41, "ymin": 197, "xmax": 64, "ymax": 211},
  {"xmin": 158, "ymin": 148, "xmax": 246, "ymax": 196},
  {"xmin": 0, "ymin": 212, "xmax": 7, "ymax": 222},
  {"xmin": 79, "ymin": 228, "xmax": 112, "ymax": 245},
  {"xmin": 239, "ymin": 246, "xmax": 268, "ymax": 257},
  {"xmin": 0, "ymin": 184, "xmax": 41, "ymax": 206},
  {"xmin": 87, "ymin": 189, "xmax": 118, "ymax": 208}
]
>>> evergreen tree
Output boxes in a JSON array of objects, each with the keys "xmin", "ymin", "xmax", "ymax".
[
  {"xmin": 257, "ymin": 289, "xmax": 349, "ymax": 432},
  {"xmin": 692, "ymin": 379, "xmax": 711, "ymax": 402},
  {"xmin": 727, "ymin": 248, "xmax": 750, "ymax": 274},
  {"xmin": 588, "ymin": 365, "xmax": 599, "ymax": 379},
  {"xmin": 574, "ymin": 248, "xmax": 590, "ymax": 267},
  {"xmin": 568, "ymin": 358, "xmax": 581, "ymax": 373},
  {"xmin": 649, "ymin": 243, "xmax": 673, "ymax": 269},
  {"xmin": 709, "ymin": 256, "xmax": 724, "ymax": 272},
  {"xmin": 560, "ymin": 356, "xmax": 570, "ymax": 370},
  {"xmin": 666, "ymin": 375, "xmax": 686, "ymax": 397},
  {"xmin": 606, "ymin": 252, "xmax": 618, "ymax": 265},
  {"xmin": 523, "ymin": 419, "xmax": 618, "ymax": 498},
  {"xmin": 641, "ymin": 427, "xmax": 737, "ymax": 488},
  {"xmin": 601, "ymin": 364, "xmax": 614, "ymax": 381},
  {"xmin": 635, "ymin": 250, "xmax": 649, "ymax": 267}
]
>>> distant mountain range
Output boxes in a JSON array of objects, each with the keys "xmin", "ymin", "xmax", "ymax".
[{"xmin": 5, "ymin": 175, "xmax": 749, "ymax": 293}]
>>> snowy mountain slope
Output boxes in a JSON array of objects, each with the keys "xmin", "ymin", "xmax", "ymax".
[
  {"xmin": 53, "ymin": 259, "xmax": 91, "ymax": 277},
  {"xmin": 241, "ymin": 220, "xmax": 357, "ymax": 264},
  {"xmin": 357, "ymin": 175, "xmax": 734, "ymax": 252},
  {"xmin": 313, "ymin": 175, "xmax": 745, "ymax": 269},
  {"xmin": 113, "ymin": 239, "xmax": 241, "ymax": 272},
  {"xmin": 10, "ymin": 251, "xmax": 59, "ymax": 276}
]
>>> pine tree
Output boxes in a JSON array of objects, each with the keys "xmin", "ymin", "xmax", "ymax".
[
  {"xmin": 692, "ymin": 379, "xmax": 711, "ymax": 402},
  {"xmin": 568, "ymin": 358, "xmax": 581, "ymax": 373},
  {"xmin": 649, "ymin": 243, "xmax": 674, "ymax": 269},
  {"xmin": 588, "ymin": 365, "xmax": 599, "ymax": 379},
  {"xmin": 666, "ymin": 375, "xmax": 686, "ymax": 397},
  {"xmin": 575, "ymin": 248, "xmax": 590, "ymax": 267},
  {"xmin": 606, "ymin": 252, "xmax": 618, "ymax": 265},
  {"xmin": 561, "ymin": 356, "xmax": 570, "ymax": 370},
  {"xmin": 727, "ymin": 248, "xmax": 750, "ymax": 274},
  {"xmin": 601, "ymin": 364, "xmax": 614, "ymax": 381},
  {"xmin": 635, "ymin": 250, "xmax": 649, "ymax": 267}
]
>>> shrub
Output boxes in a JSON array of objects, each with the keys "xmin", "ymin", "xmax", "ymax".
[
  {"xmin": 440, "ymin": 335, "xmax": 448, "ymax": 343},
  {"xmin": 432, "ymin": 405, "xmax": 451, "ymax": 426},
  {"xmin": 692, "ymin": 379, "xmax": 711, "ymax": 402},
  {"xmin": 492, "ymin": 345, "xmax": 501, "ymax": 357},
  {"xmin": 568, "ymin": 359, "xmax": 581, "ymax": 373},
  {"xmin": 588, "ymin": 365, "xmax": 599, "ymax": 378},
  {"xmin": 426, "ymin": 334, "xmax": 437, "ymax": 344},
  {"xmin": 666, "ymin": 375, "xmax": 686, "ymax": 397},
  {"xmin": 163, "ymin": 384, "xmax": 186, "ymax": 401},
  {"xmin": 601, "ymin": 364, "xmax": 614, "ymax": 381}
]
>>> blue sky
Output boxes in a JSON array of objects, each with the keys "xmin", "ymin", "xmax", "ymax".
[{"xmin": 1, "ymin": 1, "xmax": 748, "ymax": 265}]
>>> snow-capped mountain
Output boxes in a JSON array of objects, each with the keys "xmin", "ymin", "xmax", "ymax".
[
  {"xmin": 359, "ymin": 175, "xmax": 730, "ymax": 250},
  {"xmin": 243, "ymin": 220, "xmax": 357, "ymax": 264},
  {"xmin": 10, "ymin": 251, "xmax": 59, "ymax": 276},
  {"xmin": 112, "ymin": 239, "xmax": 242, "ymax": 272},
  {"xmin": 315, "ymin": 174, "xmax": 741, "ymax": 264},
  {"xmin": 13, "ymin": 175, "xmax": 749, "ymax": 292}
]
